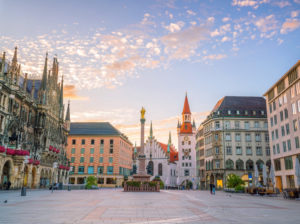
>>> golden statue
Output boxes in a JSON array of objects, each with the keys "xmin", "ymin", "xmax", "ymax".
[{"xmin": 140, "ymin": 107, "xmax": 146, "ymax": 119}]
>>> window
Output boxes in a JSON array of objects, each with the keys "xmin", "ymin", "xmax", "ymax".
[
  {"xmin": 264, "ymin": 122, "xmax": 268, "ymax": 128},
  {"xmin": 274, "ymin": 159, "xmax": 281, "ymax": 171},
  {"xmin": 226, "ymin": 146, "xmax": 232, "ymax": 155},
  {"xmin": 283, "ymin": 141, "xmax": 287, "ymax": 152},
  {"xmin": 236, "ymin": 147, "xmax": 242, "ymax": 155},
  {"xmin": 292, "ymin": 103, "xmax": 296, "ymax": 114},
  {"xmin": 265, "ymin": 133, "xmax": 269, "ymax": 142},
  {"xmin": 246, "ymin": 160, "xmax": 254, "ymax": 170},
  {"xmin": 275, "ymin": 129, "xmax": 279, "ymax": 139},
  {"xmin": 244, "ymin": 121, "xmax": 249, "ymax": 129},
  {"xmin": 215, "ymin": 160, "xmax": 220, "ymax": 169},
  {"xmin": 100, "ymin": 139, "xmax": 104, "ymax": 145},
  {"xmin": 80, "ymin": 157, "xmax": 84, "ymax": 163},
  {"xmin": 295, "ymin": 137, "xmax": 300, "ymax": 149},
  {"xmin": 279, "ymin": 97, "xmax": 283, "ymax": 107},
  {"xmin": 182, "ymin": 163, "xmax": 184, "ymax": 167},
  {"xmin": 255, "ymin": 133, "xmax": 261, "ymax": 142},
  {"xmin": 215, "ymin": 134, "xmax": 218, "ymax": 141},
  {"xmin": 246, "ymin": 147, "xmax": 252, "ymax": 155},
  {"xmin": 182, "ymin": 141, "xmax": 184, "ymax": 145},
  {"xmin": 235, "ymin": 133, "xmax": 241, "ymax": 142},
  {"xmin": 91, "ymin": 139, "xmax": 95, "ymax": 145},
  {"xmin": 90, "ymin": 148, "xmax": 94, "ymax": 154},
  {"xmin": 97, "ymin": 166, "xmax": 104, "ymax": 174},
  {"xmin": 296, "ymin": 81, "xmax": 300, "ymax": 95},
  {"xmin": 284, "ymin": 157, "xmax": 293, "ymax": 170},
  {"xmin": 235, "ymin": 121, "xmax": 240, "ymax": 129},
  {"xmin": 80, "ymin": 148, "xmax": 85, "ymax": 154},
  {"xmin": 71, "ymin": 157, "xmax": 75, "ymax": 163},
  {"xmin": 71, "ymin": 148, "xmax": 75, "ymax": 154},
  {"xmin": 274, "ymin": 115, "xmax": 277, "ymax": 125},
  {"xmin": 256, "ymin": 147, "xmax": 262, "ymax": 156},
  {"xmin": 291, "ymin": 86, "xmax": 295, "ymax": 98},
  {"xmin": 280, "ymin": 111, "xmax": 284, "ymax": 121},
  {"xmin": 188, "ymin": 141, "xmax": 191, "ymax": 145},
  {"xmin": 107, "ymin": 166, "xmax": 114, "ymax": 175},
  {"xmin": 286, "ymin": 124, "xmax": 290, "ymax": 135},
  {"xmin": 81, "ymin": 139, "xmax": 85, "ymax": 145},
  {"xmin": 184, "ymin": 169, "xmax": 190, "ymax": 176},
  {"xmin": 88, "ymin": 166, "xmax": 94, "ymax": 174},
  {"xmin": 273, "ymin": 145, "xmax": 276, "ymax": 155},
  {"xmin": 109, "ymin": 139, "xmax": 114, "ymax": 154},
  {"xmin": 266, "ymin": 147, "xmax": 270, "ymax": 156},
  {"xmin": 109, "ymin": 157, "xmax": 113, "ymax": 163},
  {"xmin": 293, "ymin": 119, "xmax": 298, "ymax": 131},
  {"xmin": 90, "ymin": 157, "xmax": 94, "ymax": 163},
  {"xmin": 236, "ymin": 159, "xmax": 244, "ymax": 170},
  {"xmin": 215, "ymin": 147, "xmax": 219, "ymax": 154},
  {"xmin": 276, "ymin": 144, "xmax": 280, "ymax": 154},
  {"xmin": 99, "ymin": 157, "xmax": 103, "ymax": 163},
  {"xmin": 78, "ymin": 166, "xmax": 84, "ymax": 174},
  {"xmin": 254, "ymin": 121, "xmax": 259, "ymax": 128},
  {"xmin": 215, "ymin": 121, "xmax": 220, "ymax": 129},
  {"xmin": 158, "ymin": 163, "xmax": 163, "ymax": 176},
  {"xmin": 272, "ymin": 131, "xmax": 274, "ymax": 140},
  {"xmin": 225, "ymin": 133, "xmax": 231, "ymax": 141},
  {"xmin": 269, "ymin": 103, "xmax": 272, "ymax": 113},
  {"xmin": 284, "ymin": 109, "xmax": 288, "ymax": 119},
  {"xmin": 72, "ymin": 139, "xmax": 76, "ymax": 145},
  {"xmin": 225, "ymin": 121, "xmax": 230, "ymax": 129},
  {"xmin": 245, "ymin": 133, "xmax": 251, "ymax": 142},
  {"xmin": 273, "ymin": 101, "xmax": 276, "ymax": 111},
  {"xmin": 281, "ymin": 126, "xmax": 285, "ymax": 137},
  {"xmin": 226, "ymin": 159, "xmax": 234, "ymax": 169},
  {"xmin": 287, "ymin": 139, "xmax": 292, "ymax": 151}
]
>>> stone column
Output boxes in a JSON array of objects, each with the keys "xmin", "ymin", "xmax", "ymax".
[{"xmin": 138, "ymin": 118, "xmax": 146, "ymax": 175}]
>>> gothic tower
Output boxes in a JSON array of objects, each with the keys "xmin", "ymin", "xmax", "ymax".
[{"xmin": 177, "ymin": 93, "xmax": 197, "ymax": 189}]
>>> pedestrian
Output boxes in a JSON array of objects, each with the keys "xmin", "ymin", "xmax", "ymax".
[
  {"xmin": 6, "ymin": 181, "xmax": 11, "ymax": 190},
  {"xmin": 3, "ymin": 181, "xmax": 7, "ymax": 190},
  {"xmin": 212, "ymin": 184, "xmax": 216, "ymax": 195},
  {"xmin": 209, "ymin": 183, "xmax": 212, "ymax": 194}
]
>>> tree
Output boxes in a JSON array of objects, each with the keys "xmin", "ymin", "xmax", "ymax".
[
  {"xmin": 226, "ymin": 174, "xmax": 244, "ymax": 188},
  {"xmin": 85, "ymin": 176, "xmax": 97, "ymax": 189}
]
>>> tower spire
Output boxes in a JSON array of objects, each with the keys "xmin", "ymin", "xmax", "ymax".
[
  {"xmin": 168, "ymin": 131, "xmax": 172, "ymax": 145},
  {"xmin": 59, "ymin": 75, "xmax": 64, "ymax": 107},
  {"xmin": 12, "ymin": 46, "xmax": 18, "ymax": 66},
  {"xmin": 149, "ymin": 121, "xmax": 153, "ymax": 139},
  {"xmin": 182, "ymin": 93, "xmax": 191, "ymax": 115},
  {"xmin": 65, "ymin": 100, "xmax": 70, "ymax": 121},
  {"xmin": 41, "ymin": 52, "xmax": 48, "ymax": 90}
]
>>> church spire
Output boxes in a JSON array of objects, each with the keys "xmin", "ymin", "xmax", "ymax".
[
  {"xmin": 182, "ymin": 93, "xmax": 191, "ymax": 115},
  {"xmin": 168, "ymin": 131, "xmax": 172, "ymax": 145},
  {"xmin": 59, "ymin": 75, "xmax": 64, "ymax": 107},
  {"xmin": 41, "ymin": 52, "xmax": 48, "ymax": 90},
  {"xmin": 65, "ymin": 100, "xmax": 70, "ymax": 121}
]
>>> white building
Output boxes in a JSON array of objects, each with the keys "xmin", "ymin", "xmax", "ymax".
[
  {"xmin": 177, "ymin": 94, "xmax": 197, "ymax": 189},
  {"xmin": 135, "ymin": 122, "xmax": 178, "ymax": 188}
]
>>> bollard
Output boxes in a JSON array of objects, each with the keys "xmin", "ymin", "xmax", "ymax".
[{"xmin": 21, "ymin": 187, "xmax": 26, "ymax": 196}]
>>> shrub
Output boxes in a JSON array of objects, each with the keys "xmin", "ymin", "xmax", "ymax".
[
  {"xmin": 85, "ymin": 176, "xmax": 97, "ymax": 189},
  {"xmin": 226, "ymin": 174, "xmax": 244, "ymax": 188},
  {"xmin": 126, "ymin": 181, "xmax": 141, "ymax": 187},
  {"xmin": 149, "ymin": 181, "xmax": 157, "ymax": 187},
  {"xmin": 235, "ymin": 185, "xmax": 245, "ymax": 192}
]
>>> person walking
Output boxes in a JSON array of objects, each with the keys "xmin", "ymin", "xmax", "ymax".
[
  {"xmin": 209, "ymin": 183, "xmax": 213, "ymax": 194},
  {"xmin": 212, "ymin": 184, "xmax": 216, "ymax": 195}
]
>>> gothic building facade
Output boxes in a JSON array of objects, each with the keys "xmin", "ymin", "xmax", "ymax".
[{"xmin": 0, "ymin": 47, "xmax": 70, "ymax": 189}]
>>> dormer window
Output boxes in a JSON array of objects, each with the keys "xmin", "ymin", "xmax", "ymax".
[
  {"xmin": 228, "ymin": 110, "xmax": 231, "ymax": 115},
  {"xmin": 237, "ymin": 110, "xmax": 240, "ymax": 115},
  {"xmin": 253, "ymin": 111, "xmax": 256, "ymax": 115},
  {"xmin": 245, "ymin": 110, "xmax": 248, "ymax": 115},
  {"xmin": 261, "ymin": 111, "xmax": 265, "ymax": 115}
]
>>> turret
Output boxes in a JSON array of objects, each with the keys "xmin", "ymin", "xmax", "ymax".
[{"xmin": 65, "ymin": 100, "xmax": 71, "ymax": 131}]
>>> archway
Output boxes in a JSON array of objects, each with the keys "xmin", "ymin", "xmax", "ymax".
[
  {"xmin": 147, "ymin": 161, "xmax": 154, "ymax": 175},
  {"xmin": 1, "ymin": 160, "xmax": 13, "ymax": 189},
  {"xmin": 31, "ymin": 167, "xmax": 36, "ymax": 188}
]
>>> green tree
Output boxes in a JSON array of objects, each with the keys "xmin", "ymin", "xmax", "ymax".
[
  {"xmin": 85, "ymin": 176, "xmax": 97, "ymax": 189},
  {"xmin": 226, "ymin": 174, "xmax": 244, "ymax": 188}
]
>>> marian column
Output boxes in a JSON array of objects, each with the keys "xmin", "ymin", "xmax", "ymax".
[{"xmin": 138, "ymin": 107, "xmax": 146, "ymax": 175}]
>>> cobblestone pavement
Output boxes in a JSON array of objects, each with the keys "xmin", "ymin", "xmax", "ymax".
[{"xmin": 0, "ymin": 189, "xmax": 300, "ymax": 224}]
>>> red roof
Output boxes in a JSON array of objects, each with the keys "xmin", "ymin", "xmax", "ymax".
[
  {"xmin": 158, "ymin": 142, "xmax": 178, "ymax": 163},
  {"xmin": 180, "ymin": 122, "xmax": 193, "ymax": 134},
  {"xmin": 182, "ymin": 94, "xmax": 191, "ymax": 114}
]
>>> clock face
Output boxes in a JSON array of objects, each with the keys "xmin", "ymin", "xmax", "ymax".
[
  {"xmin": 184, "ymin": 149, "xmax": 190, "ymax": 158},
  {"xmin": 184, "ymin": 136, "xmax": 189, "ymax": 141}
]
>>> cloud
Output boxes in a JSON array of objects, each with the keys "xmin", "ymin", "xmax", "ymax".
[
  {"xmin": 221, "ymin": 36, "xmax": 230, "ymax": 42},
  {"xmin": 280, "ymin": 18, "xmax": 300, "ymax": 33},
  {"xmin": 295, "ymin": 0, "xmax": 300, "ymax": 3},
  {"xmin": 164, "ymin": 21, "xmax": 185, "ymax": 33},
  {"xmin": 161, "ymin": 25, "xmax": 209, "ymax": 59},
  {"xmin": 203, "ymin": 54, "xmax": 227, "ymax": 60},
  {"xmin": 255, "ymin": 15, "xmax": 277, "ymax": 32},
  {"xmin": 187, "ymin": 10, "xmax": 196, "ymax": 16},
  {"xmin": 232, "ymin": 0, "xmax": 269, "ymax": 9},
  {"xmin": 222, "ymin": 17, "xmax": 231, "ymax": 22},
  {"xmin": 291, "ymin": 10, "xmax": 299, "ymax": 18},
  {"xmin": 64, "ymin": 85, "xmax": 89, "ymax": 100},
  {"xmin": 273, "ymin": 1, "xmax": 291, "ymax": 8}
]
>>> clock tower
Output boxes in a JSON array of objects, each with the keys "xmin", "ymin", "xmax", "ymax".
[{"xmin": 177, "ymin": 93, "xmax": 197, "ymax": 189}]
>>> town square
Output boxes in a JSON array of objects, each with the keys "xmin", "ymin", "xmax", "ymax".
[{"xmin": 0, "ymin": 0, "xmax": 300, "ymax": 223}]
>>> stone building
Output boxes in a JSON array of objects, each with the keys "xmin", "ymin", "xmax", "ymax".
[
  {"xmin": 264, "ymin": 61, "xmax": 300, "ymax": 191},
  {"xmin": 196, "ymin": 124, "xmax": 205, "ymax": 189},
  {"xmin": 0, "ymin": 47, "xmax": 70, "ymax": 189},
  {"xmin": 177, "ymin": 94, "xmax": 197, "ymax": 189},
  {"xmin": 134, "ymin": 122, "xmax": 178, "ymax": 187},
  {"xmin": 200, "ymin": 96, "xmax": 271, "ymax": 189},
  {"xmin": 66, "ymin": 122, "xmax": 133, "ymax": 187}
]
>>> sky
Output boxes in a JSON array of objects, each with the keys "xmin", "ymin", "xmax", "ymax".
[{"xmin": 0, "ymin": 0, "xmax": 300, "ymax": 146}]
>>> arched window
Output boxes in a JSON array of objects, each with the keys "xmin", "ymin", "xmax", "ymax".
[
  {"xmin": 147, "ymin": 161, "xmax": 153, "ymax": 175},
  {"xmin": 206, "ymin": 161, "xmax": 208, "ymax": 170},
  {"xmin": 208, "ymin": 161, "xmax": 211, "ymax": 170},
  {"xmin": 236, "ymin": 159, "xmax": 244, "ymax": 170},
  {"xmin": 246, "ymin": 160, "xmax": 254, "ymax": 170},
  {"xmin": 210, "ymin": 160, "xmax": 213, "ymax": 170},
  {"xmin": 225, "ymin": 159, "xmax": 234, "ymax": 169},
  {"xmin": 158, "ymin": 163, "xmax": 163, "ymax": 176},
  {"xmin": 256, "ymin": 160, "xmax": 264, "ymax": 171}
]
